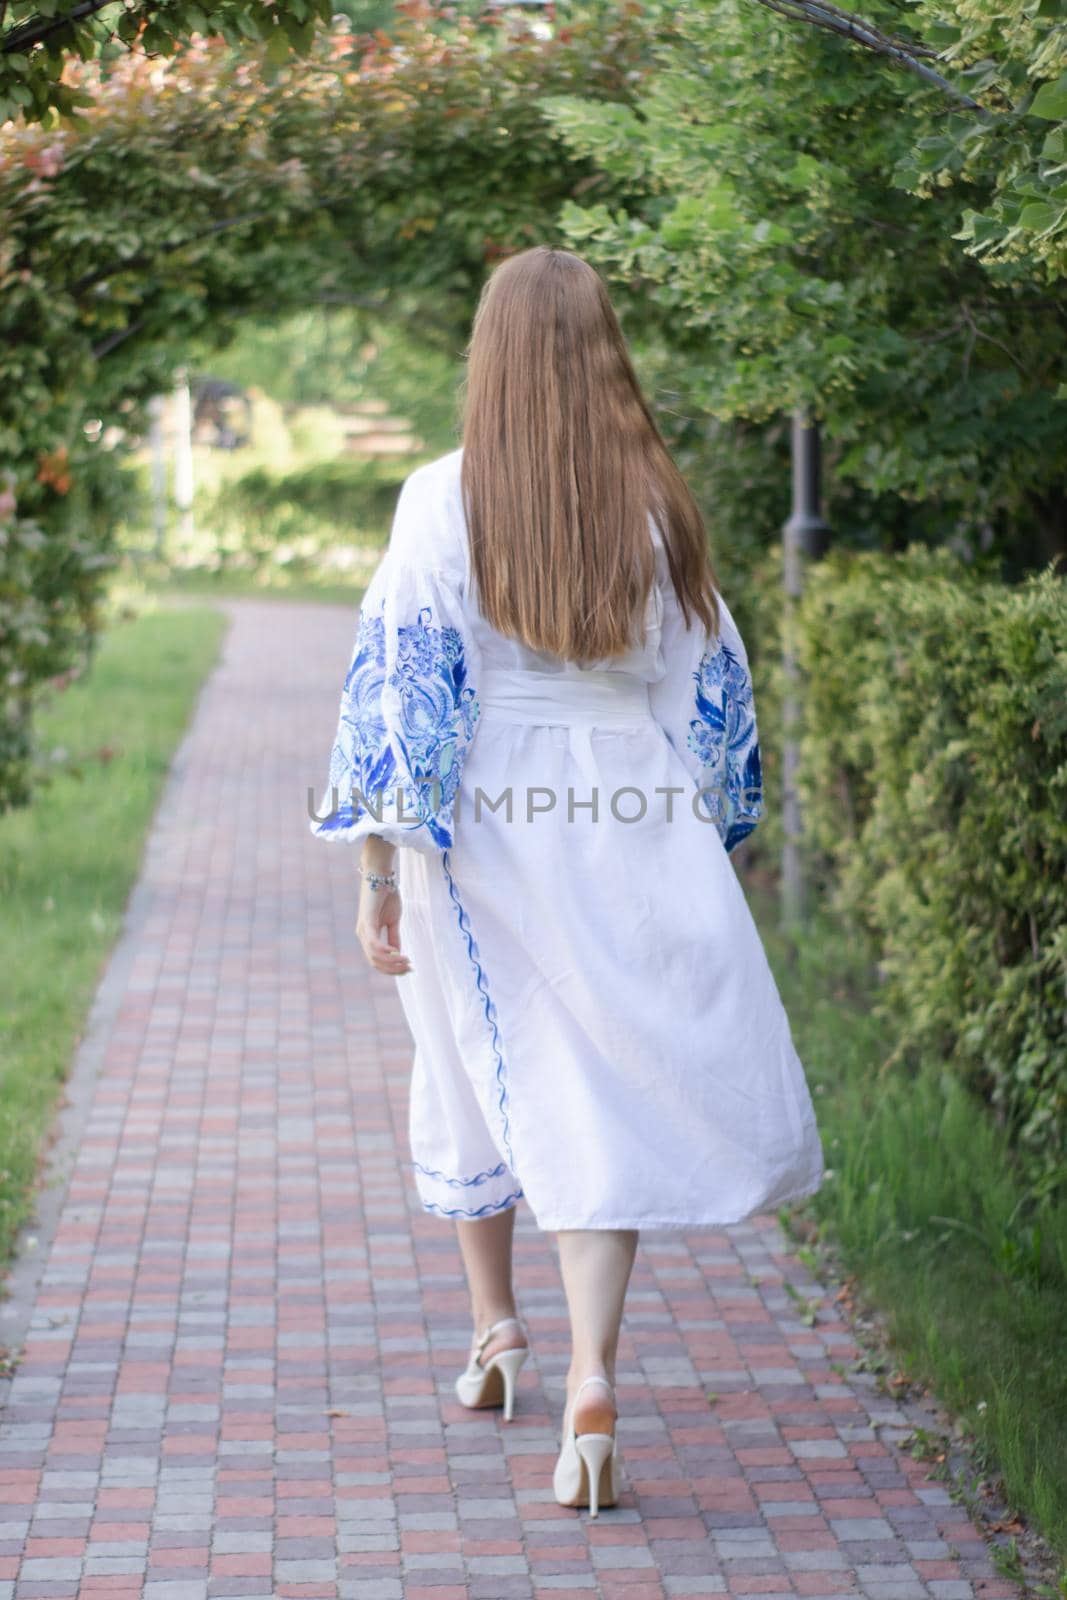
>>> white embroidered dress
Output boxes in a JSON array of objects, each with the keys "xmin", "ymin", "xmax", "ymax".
[{"xmin": 310, "ymin": 447, "xmax": 825, "ymax": 1228}]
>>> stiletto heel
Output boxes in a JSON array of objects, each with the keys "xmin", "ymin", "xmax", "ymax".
[
  {"xmin": 552, "ymin": 1374, "xmax": 622, "ymax": 1516},
  {"xmin": 575, "ymin": 1432, "xmax": 615, "ymax": 1518},
  {"xmin": 454, "ymin": 1316, "xmax": 530, "ymax": 1420},
  {"xmin": 492, "ymin": 1346, "xmax": 528, "ymax": 1422}
]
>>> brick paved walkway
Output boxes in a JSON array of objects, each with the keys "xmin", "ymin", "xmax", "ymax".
[{"xmin": 0, "ymin": 599, "xmax": 1021, "ymax": 1600}]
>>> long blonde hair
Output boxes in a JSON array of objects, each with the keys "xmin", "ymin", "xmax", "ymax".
[{"xmin": 460, "ymin": 245, "xmax": 719, "ymax": 664}]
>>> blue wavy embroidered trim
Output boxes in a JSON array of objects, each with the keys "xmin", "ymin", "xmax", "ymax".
[
  {"xmin": 687, "ymin": 635, "xmax": 763, "ymax": 852},
  {"xmin": 422, "ymin": 1187, "xmax": 524, "ymax": 1219},
  {"xmin": 440, "ymin": 849, "xmax": 517, "ymax": 1176},
  {"xmin": 412, "ymin": 1158, "xmax": 509, "ymax": 1189}
]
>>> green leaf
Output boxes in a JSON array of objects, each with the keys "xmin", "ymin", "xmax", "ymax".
[
  {"xmin": 265, "ymin": 27, "xmax": 292, "ymax": 66},
  {"xmin": 1029, "ymin": 76, "xmax": 1067, "ymax": 121},
  {"xmin": 1018, "ymin": 201, "xmax": 1065, "ymax": 233}
]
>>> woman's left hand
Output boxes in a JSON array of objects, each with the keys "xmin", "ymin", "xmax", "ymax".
[{"xmin": 356, "ymin": 879, "xmax": 412, "ymax": 977}]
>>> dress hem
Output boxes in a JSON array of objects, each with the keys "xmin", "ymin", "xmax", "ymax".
[
  {"xmin": 420, "ymin": 1187, "xmax": 524, "ymax": 1219},
  {"xmin": 417, "ymin": 1174, "xmax": 826, "ymax": 1229}
]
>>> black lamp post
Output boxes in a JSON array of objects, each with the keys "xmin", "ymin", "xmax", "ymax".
[{"xmin": 781, "ymin": 412, "xmax": 831, "ymax": 927}]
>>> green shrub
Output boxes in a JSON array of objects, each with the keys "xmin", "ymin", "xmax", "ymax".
[
  {"xmin": 187, "ymin": 456, "xmax": 413, "ymax": 578},
  {"xmin": 0, "ymin": 451, "xmax": 141, "ymax": 812},
  {"xmin": 213, "ymin": 457, "xmax": 409, "ymax": 537},
  {"xmin": 787, "ymin": 548, "xmax": 1067, "ymax": 1179}
]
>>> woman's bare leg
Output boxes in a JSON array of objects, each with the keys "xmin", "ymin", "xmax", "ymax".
[
  {"xmin": 555, "ymin": 1228, "xmax": 638, "ymax": 1431},
  {"xmin": 455, "ymin": 1205, "xmax": 527, "ymax": 1361}
]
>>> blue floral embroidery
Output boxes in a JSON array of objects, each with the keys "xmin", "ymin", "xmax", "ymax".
[
  {"xmin": 316, "ymin": 603, "xmax": 479, "ymax": 849},
  {"xmin": 687, "ymin": 636, "xmax": 763, "ymax": 853}
]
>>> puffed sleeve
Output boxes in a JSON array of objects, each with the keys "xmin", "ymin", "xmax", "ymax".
[
  {"xmin": 308, "ymin": 470, "xmax": 481, "ymax": 854},
  {"xmin": 648, "ymin": 585, "xmax": 763, "ymax": 854}
]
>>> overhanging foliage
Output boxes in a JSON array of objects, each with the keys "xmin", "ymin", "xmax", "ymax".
[{"xmin": 0, "ymin": 3, "xmax": 647, "ymax": 808}]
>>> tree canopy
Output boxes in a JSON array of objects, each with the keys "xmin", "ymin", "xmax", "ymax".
[
  {"xmin": 0, "ymin": 3, "xmax": 644, "ymax": 806},
  {"xmin": 546, "ymin": 0, "xmax": 1066, "ymax": 551},
  {"xmin": 2, "ymin": 0, "xmax": 1066, "ymax": 812},
  {"xmin": 0, "ymin": 0, "xmax": 336, "ymax": 123}
]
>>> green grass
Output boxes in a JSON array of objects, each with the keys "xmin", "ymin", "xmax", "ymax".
[
  {"xmin": 0, "ymin": 602, "xmax": 227, "ymax": 1276},
  {"xmin": 756, "ymin": 887, "xmax": 1067, "ymax": 1577}
]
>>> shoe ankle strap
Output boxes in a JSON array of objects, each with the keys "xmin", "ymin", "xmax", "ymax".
[
  {"xmin": 573, "ymin": 1374, "xmax": 614, "ymax": 1398},
  {"xmin": 475, "ymin": 1315, "xmax": 523, "ymax": 1351}
]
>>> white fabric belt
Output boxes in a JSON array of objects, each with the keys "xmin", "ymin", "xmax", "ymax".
[{"xmin": 478, "ymin": 666, "xmax": 652, "ymax": 726}]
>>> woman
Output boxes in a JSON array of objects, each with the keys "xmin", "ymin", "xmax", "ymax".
[{"xmin": 309, "ymin": 246, "xmax": 825, "ymax": 1518}]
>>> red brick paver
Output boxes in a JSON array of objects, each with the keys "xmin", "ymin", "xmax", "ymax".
[{"xmin": 0, "ymin": 600, "xmax": 1020, "ymax": 1600}]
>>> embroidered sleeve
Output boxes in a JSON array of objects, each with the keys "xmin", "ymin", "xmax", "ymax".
[
  {"xmin": 687, "ymin": 609, "xmax": 763, "ymax": 852},
  {"xmin": 649, "ymin": 589, "xmax": 763, "ymax": 854},
  {"xmin": 308, "ymin": 479, "xmax": 481, "ymax": 853}
]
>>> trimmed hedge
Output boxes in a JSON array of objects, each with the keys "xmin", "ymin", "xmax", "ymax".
[
  {"xmin": 772, "ymin": 548, "xmax": 1067, "ymax": 1179},
  {"xmin": 197, "ymin": 457, "xmax": 410, "ymax": 574}
]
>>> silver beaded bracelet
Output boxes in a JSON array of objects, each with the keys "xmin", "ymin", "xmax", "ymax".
[{"xmin": 358, "ymin": 866, "xmax": 398, "ymax": 892}]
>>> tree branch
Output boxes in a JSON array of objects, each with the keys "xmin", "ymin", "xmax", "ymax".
[
  {"xmin": 747, "ymin": 0, "xmax": 994, "ymax": 119},
  {"xmin": 793, "ymin": 0, "xmax": 941, "ymax": 59},
  {"xmin": 71, "ymin": 210, "xmax": 275, "ymax": 297},
  {"xmin": 3, "ymin": 0, "xmax": 114, "ymax": 55},
  {"xmin": 92, "ymin": 317, "xmax": 145, "ymax": 360},
  {"xmin": 959, "ymin": 298, "xmax": 1028, "ymax": 373}
]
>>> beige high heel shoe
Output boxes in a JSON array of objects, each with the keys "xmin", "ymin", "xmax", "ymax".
[
  {"xmin": 552, "ymin": 1374, "xmax": 622, "ymax": 1517},
  {"xmin": 454, "ymin": 1315, "xmax": 529, "ymax": 1423}
]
